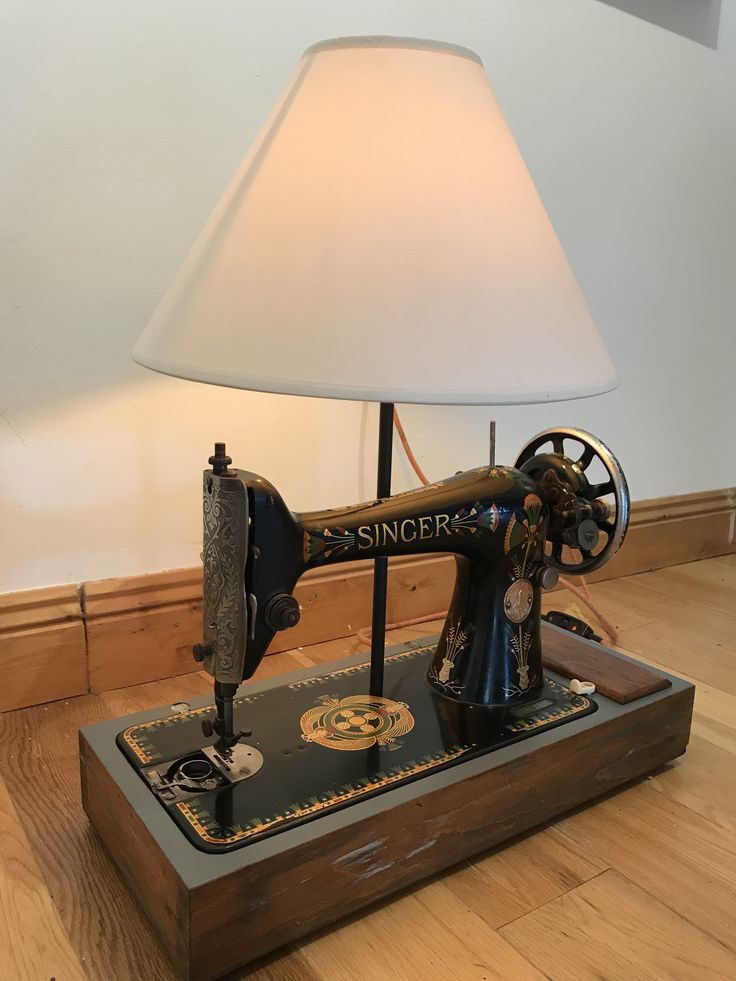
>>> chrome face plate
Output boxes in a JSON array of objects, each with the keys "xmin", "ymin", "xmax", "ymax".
[
  {"xmin": 504, "ymin": 579, "xmax": 534, "ymax": 623},
  {"xmin": 203, "ymin": 742, "xmax": 265, "ymax": 784}
]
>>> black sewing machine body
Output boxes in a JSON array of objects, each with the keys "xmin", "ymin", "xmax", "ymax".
[
  {"xmin": 117, "ymin": 428, "xmax": 630, "ymax": 852},
  {"xmin": 204, "ymin": 463, "xmax": 551, "ymax": 708}
]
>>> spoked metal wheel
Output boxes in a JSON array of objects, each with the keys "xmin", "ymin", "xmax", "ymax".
[{"xmin": 515, "ymin": 427, "xmax": 630, "ymax": 574}]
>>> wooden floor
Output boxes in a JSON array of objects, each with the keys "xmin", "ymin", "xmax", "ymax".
[{"xmin": 1, "ymin": 555, "xmax": 735, "ymax": 980}]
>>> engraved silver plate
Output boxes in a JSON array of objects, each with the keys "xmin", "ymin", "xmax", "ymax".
[
  {"xmin": 202, "ymin": 472, "xmax": 249, "ymax": 685},
  {"xmin": 504, "ymin": 579, "xmax": 534, "ymax": 623}
]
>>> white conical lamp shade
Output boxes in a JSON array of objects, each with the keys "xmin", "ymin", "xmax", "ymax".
[{"xmin": 134, "ymin": 36, "xmax": 617, "ymax": 405}]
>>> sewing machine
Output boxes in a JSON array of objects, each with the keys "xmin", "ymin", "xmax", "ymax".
[
  {"xmin": 81, "ymin": 424, "xmax": 693, "ymax": 979},
  {"xmin": 114, "ymin": 427, "xmax": 631, "ymax": 851}
]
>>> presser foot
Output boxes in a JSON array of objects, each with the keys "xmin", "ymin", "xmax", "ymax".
[{"xmin": 200, "ymin": 716, "xmax": 252, "ymax": 750}]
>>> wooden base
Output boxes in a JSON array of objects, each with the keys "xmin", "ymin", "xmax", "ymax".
[{"xmin": 80, "ymin": 627, "xmax": 694, "ymax": 981}]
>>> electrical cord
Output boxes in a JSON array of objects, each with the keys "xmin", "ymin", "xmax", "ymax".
[{"xmin": 356, "ymin": 409, "xmax": 618, "ymax": 648}]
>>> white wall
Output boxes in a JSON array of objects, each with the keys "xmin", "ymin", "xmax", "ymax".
[{"xmin": 2, "ymin": 0, "xmax": 734, "ymax": 593}]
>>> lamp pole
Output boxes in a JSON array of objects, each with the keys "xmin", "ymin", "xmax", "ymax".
[{"xmin": 369, "ymin": 402, "xmax": 394, "ymax": 696}]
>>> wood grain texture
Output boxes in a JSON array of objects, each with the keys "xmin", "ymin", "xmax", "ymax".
[
  {"xmin": 0, "ymin": 582, "xmax": 81, "ymax": 632},
  {"xmin": 0, "ymin": 774, "xmax": 86, "ymax": 981},
  {"xmin": 647, "ymin": 732, "xmax": 736, "ymax": 835},
  {"xmin": 85, "ymin": 554, "xmax": 454, "ymax": 693},
  {"xmin": 80, "ymin": 732, "xmax": 190, "ymax": 966},
  {"xmin": 554, "ymin": 783, "xmax": 736, "ymax": 952},
  {"xmin": 500, "ymin": 869, "xmax": 736, "ymax": 981},
  {"xmin": 299, "ymin": 881, "xmax": 549, "ymax": 981},
  {"xmin": 1, "ymin": 556, "xmax": 735, "ymax": 980},
  {"xmin": 0, "ymin": 582, "xmax": 87, "ymax": 712},
  {"xmin": 0, "ymin": 675, "xmax": 210, "ymax": 981},
  {"xmin": 429, "ymin": 824, "xmax": 607, "ymax": 930},
  {"xmin": 587, "ymin": 485, "xmax": 736, "ymax": 582},
  {"xmin": 0, "ymin": 621, "xmax": 88, "ymax": 712},
  {"xmin": 541, "ymin": 628, "xmax": 670, "ymax": 702},
  {"xmin": 81, "ymin": 642, "xmax": 692, "ymax": 981}
]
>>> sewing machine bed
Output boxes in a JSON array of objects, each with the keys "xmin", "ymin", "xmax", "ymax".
[
  {"xmin": 116, "ymin": 643, "xmax": 595, "ymax": 853},
  {"xmin": 80, "ymin": 625, "xmax": 694, "ymax": 981}
]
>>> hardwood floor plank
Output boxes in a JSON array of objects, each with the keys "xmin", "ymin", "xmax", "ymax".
[
  {"xmin": 632, "ymin": 562, "xmax": 736, "ymax": 615},
  {"xmin": 615, "ymin": 619, "xmax": 736, "ymax": 694},
  {"xmin": 688, "ymin": 682, "xmax": 736, "ymax": 762},
  {"xmin": 647, "ymin": 733, "xmax": 736, "ymax": 834},
  {"xmin": 0, "ymin": 774, "xmax": 86, "ymax": 981},
  {"xmin": 674, "ymin": 554, "xmax": 736, "ymax": 587},
  {"xmin": 712, "ymin": 553, "xmax": 736, "ymax": 573},
  {"xmin": 541, "ymin": 583, "xmax": 654, "ymax": 633},
  {"xmin": 603, "ymin": 576, "xmax": 736, "ymax": 644},
  {"xmin": 500, "ymin": 869, "xmax": 736, "ymax": 980},
  {"xmin": 691, "ymin": 708, "xmax": 736, "ymax": 756},
  {"xmin": 0, "ymin": 692, "xmax": 183, "ymax": 981},
  {"xmin": 300, "ymin": 887, "xmax": 546, "ymax": 981},
  {"xmin": 429, "ymin": 826, "xmax": 607, "ymax": 930},
  {"xmin": 554, "ymin": 783, "xmax": 736, "ymax": 951}
]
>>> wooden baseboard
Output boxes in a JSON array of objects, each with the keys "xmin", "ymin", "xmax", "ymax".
[
  {"xmin": 0, "ymin": 585, "xmax": 87, "ymax": 712},
  {"xmin": 82, "ymin": 554, "xmax": 453, "ymax": 693},
  {"xmin": 585, "ymin": 487, "xmax": 736, "ymax": 582},
  {"xmin": 1, "ymin": 486, "xmax": 733, "ymax": 710}
]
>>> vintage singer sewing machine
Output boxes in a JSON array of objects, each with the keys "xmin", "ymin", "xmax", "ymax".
[
  {"xmin": 115, "ymin": 427, "xmax": 627, "ymax": 848},
  {"xmin": 81, "ymin": 428, "xmax": 694, "ymax": 979}
]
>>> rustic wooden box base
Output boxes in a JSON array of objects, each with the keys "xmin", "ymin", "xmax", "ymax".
[{"xmin": 80, "ymin": 627, "xmax": 694, "ymax": 981}]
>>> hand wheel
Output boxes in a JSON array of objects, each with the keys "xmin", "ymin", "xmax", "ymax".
[{"xmin": 515, "ymin": 427, "xmax": 630, "ymax": 574}]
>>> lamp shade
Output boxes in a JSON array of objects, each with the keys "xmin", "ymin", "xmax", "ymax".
[{"xmin": 134, "ymin": 36, "xmax": 617, "ymax": 404}]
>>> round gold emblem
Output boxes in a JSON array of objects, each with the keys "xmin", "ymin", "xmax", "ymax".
[
  {"xmin": 300, "ymin": 695, "xmax": 414, "ymax": 752},
  {"xmin": 504, "ymin": 579, "xmax": 534, "ymax": 623}
]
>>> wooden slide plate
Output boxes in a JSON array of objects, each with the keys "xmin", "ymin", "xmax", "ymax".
[{"xmin": 541, "ymin": 625, "xmax": 671, "ymax": 703}]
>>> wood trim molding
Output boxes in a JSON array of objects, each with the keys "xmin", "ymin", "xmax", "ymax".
[
  {"xmin": 0, "ymin": 584, "xmax": 87, "ymax": 712},
  {"xmin": 0, "ymin": 486, "xmax": 733, "ymax": 710},
  {"xmin": 585, "ymin": 486, "xmax": 736, "ymax": 582},
  {"xmin": 82, "ymin": 555, "xmax": 452, "ymax": 693}
]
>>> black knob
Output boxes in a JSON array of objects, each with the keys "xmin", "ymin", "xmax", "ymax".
[
  {"xmin": 201, "ymin": 719, "xmax": 214, "ymax": 738},
  {"xmin": 537, "ymin": 565, "xmax": 560, "ymax": 590},
  {"xmin": 192, "ymin": 643, "xmax": 212, "ymax": 663},
  {"xmin": 264, "ymin": 594, "xmax": 301, "ymax": 631},
  {"xmin": 209, "ymin": 442, "xmax": 232, "ymax": 475}
]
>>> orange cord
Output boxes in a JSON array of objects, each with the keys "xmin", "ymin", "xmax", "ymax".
[
  {"xmin": 355, "ymin": 409, "xmax": 618, "ymax": 648},
  {"xmin": 392, "ymin": 407, "xmax": 430, "ymax": 485}
]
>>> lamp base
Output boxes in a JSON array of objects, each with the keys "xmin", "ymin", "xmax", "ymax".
[{"xmin": 80, "ymin": 628, "xmax": 693, "ymax": 981}]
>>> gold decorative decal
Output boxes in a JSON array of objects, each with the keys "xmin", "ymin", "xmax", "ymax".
[
  {"xmin": 304, "ymin": 501, "xmax": 500, "ymax": 563},
  {"xmin": 176, "ymin": 746, "xmax": 470, "ymax": 846},
  {"xmin": 121, "ymin": 727, "xmax": 154, "ymax": 764},
  {"xmin": 506, "ymin": 626, "xmax": 535, "ymax": 694},
  {"xmin": 428, "ymin": 621, "xmax": 470, "ymax": 696},
  {"xmin": 300, "ymin": 694, "xmax": 415, "ymax": 752},
  {"xmin": 119, "ymin": 691, "xmax": 266, "ymax": 764}
]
